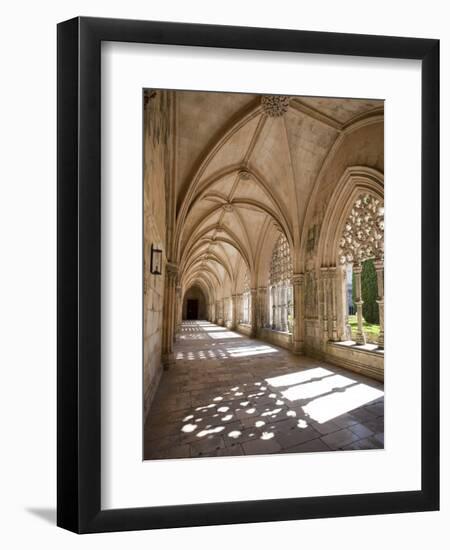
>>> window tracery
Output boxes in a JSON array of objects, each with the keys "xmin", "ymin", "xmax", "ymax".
[
  {"xmin": 339, "ymin": 193, "xmax": 384, "ymax": 265},
  {"xmin": 268, "ymin": 233, "xmax": 293, "ymax": 332}
]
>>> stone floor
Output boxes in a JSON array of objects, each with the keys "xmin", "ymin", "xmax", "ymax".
[{"xmin": 144, "ymin": 321, "xmax": 384, "ymax": 460}]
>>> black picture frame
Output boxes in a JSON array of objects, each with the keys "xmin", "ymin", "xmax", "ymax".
[{"xmin": 57, "ymin": 16, "xmax": 439, "ymax": 533}]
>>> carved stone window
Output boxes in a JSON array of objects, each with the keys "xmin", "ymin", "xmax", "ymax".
[
  {"xmin": 268, "ymin": 233, "xmax": 293, "ymax": 332},
  {"xmin": 339, "ymin": 193, "xmax": 384, "ymax": 265},
  {"xmin": 338, "ymin": 193, "xmax": 384, "ymax": 346}
]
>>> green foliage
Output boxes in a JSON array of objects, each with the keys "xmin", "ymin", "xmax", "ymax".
[
  {"xmin": 348, "ymin": 315, "xmax": 380, "ymax": 343},
  {"xmin": 352, "ymin": 259, "xmax": 379, "ymax": 325}
]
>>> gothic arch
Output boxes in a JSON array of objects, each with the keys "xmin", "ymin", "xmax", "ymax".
[{"xmin": 317, "ymin": 166, "xmax": 384, "ymax": 268}]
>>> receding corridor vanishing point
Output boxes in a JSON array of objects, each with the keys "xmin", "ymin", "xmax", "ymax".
[{"xmin": 144, "ymin": 321, "xmax": 384, "ymax": 460}]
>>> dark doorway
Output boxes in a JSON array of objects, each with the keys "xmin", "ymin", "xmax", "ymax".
[
  {"xmin": 186, "ymin": 299, "xmax": 199, "ymax": 320},
  {"xmin": 182, "ymin": 285, "xmax": 206, "ymax": 319}
]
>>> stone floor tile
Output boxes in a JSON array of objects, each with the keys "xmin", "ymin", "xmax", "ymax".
[
  {"xmin": 348, "ymin": 422, "xmax": 374, "ymax": 439},
  {"xmin": 242, "ymin": 437, "xmax": 282, "ymax": 455},
  {"xmin": 309, "ymin": 419, "xmax": 341, "ymax": 435},
  {"xmin": 350, "ymin": 407, "xmax": 378, "ymax": 423},
  {"xmin": 321, "ymin": 428, "xmax": 360, "ymax": 450},
  {"xmin": 190, "ymin": 435, "xmax": 225, "ymax": 457},
  {"xmin": 332, "ymin": 413, "xmax": 360, "ymax": 429},
  {"xmin": 283, "ymin": 438, "xmax": 332, "ymax": 453},
  {"xmin": 276, "ymin": 425, "xmax": 322, "ymax": 449},
  {"xmin": 364, "ymin": 402, "xmax": 384, "ymax": 418},
  {"xmin": 342, "ymin": 437, "xmax": 381, "ymax": 451},
  {"xmin": 147, "ymin": 444, "xmax": 191, "ymax": 460},
  {"xmin": 373, "ymin": 432, "xmax": 384, "ymax": 445}
]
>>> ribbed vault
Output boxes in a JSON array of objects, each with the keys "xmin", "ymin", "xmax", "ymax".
[{"xmin": 175, "ymin": 91, "xmax": 383, "ymax": 308}]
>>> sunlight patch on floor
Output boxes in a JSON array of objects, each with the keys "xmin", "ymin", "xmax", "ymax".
[
  {"xmin": 302, "ymin": 383, "xmax": 384, "ymax": 424},
  {"xmin": 265, "ymin": 367, "xmax": 333, "ymax": 388},
  {"xmin": 281, "ymin": 374, "xmax": 356, "ymax": 402}
]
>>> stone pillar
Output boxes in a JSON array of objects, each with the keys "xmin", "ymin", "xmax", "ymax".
[
  {"xmin": 175, "ymin": 285, "xmax": 182, "ymax": 335},
  {"xmin": 258, "ymin": 287, "xmax": 267, "ymax": 328},
  {"xmin": 276, "ymin": 284, "xmax": 281, "ymax": 330},
  {"xmin": 320, "ymin": 268, "xmax": 329, "ymax": 344},
  {"xmin": 250, "ymin": 288, "xmax": 257, "ymax": 337},
  {"xmin": 230, "ymin": 294, "xmax": 237, "ymax": 329},
  {"xmin": 292, "ymin": 273, "xmax": 304, "ymax": 353},
  {"xmin": 328, "ymin": 268, "xmax": 338, "ymax": 341},
  {"xmin": 353, "ymin": 263, "xmax": 366, "ymax": 345},
  {"xmin": 374, "ymin": 259, "xmax": 384, "ymax": 348},
  {"xmin": 162, "ymin": 262, "xmax": 178, "ymax": 368},
  {"xmin": 221, "ymin": 298, "xmax": 225, "ymax": 325},
  {"xmin": 280, "ymin": 284, "xmax": 288, "ymax": 332},
  {"xmin": 270, "ymin": 286, "xmax": 276, "ymax": 329},
  {"xmin": 215, "ymin": 300, "xmax": 220, "ymax": 324}
]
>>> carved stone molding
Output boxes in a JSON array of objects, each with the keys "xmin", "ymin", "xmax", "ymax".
[{"xmin": 261, "ymin": 95, "xmax": 290, "ymax": 117}]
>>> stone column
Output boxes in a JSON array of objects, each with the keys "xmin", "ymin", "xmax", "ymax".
[
  {"xmin": 320, "ymin": 268, "xmax": 329, "ymax": 344},
  {"xmin": 250, "ymin": 288, "xmax": 258, "ymax": 337},
  {"xmin": 353, "ymin": 263, "xmax": 366, "ymax": 345},
  {"xmin": 276, "ymin": 284, "xmax": 281, "ymax": 330},
  {"xmin": 328, "ymin": 268, "xmax": 338, "ymax": 341},
  {"xmin": 221, "ymin": 298, "xmax": 225, "ymax": 325},
  {"xmin": 270, "ymin": 286, "xmax": 276, "ymax": 329},
  {"xmin": 230, "ymin": 294, "xmax": 237, "ymax": 329},
  {"xmin": 175, "ymin": 285, "xmax": 182, "ymax": 335},
  {"xmin": 292, "ymin": 273, "xmax": 304, "ymax": 353},
  {"xmin": 236, "ymin": 293, "xmax": 241, "ymax": 324},
  {"xmin": 258, "ymin": 287, "xmax": 267, "ymax": 328},
  {"xmin": 215, "ymin": 300, "xmax": 220, "ymax": 324},
  {"xmin": 374, "ymin": 259, "xmax": 384, "ymax": 348},
  {"xmin": 162, "ymin": 262, "xmax": 178, "ymax": 368},
  {"xmin": 280, "ymin": 284, "xmax": 288, "ymax": 332}
]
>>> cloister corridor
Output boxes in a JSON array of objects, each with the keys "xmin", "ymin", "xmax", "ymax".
[{"xmin": 144, "ymin": 321, "xmax": 384, "ymax": 460}]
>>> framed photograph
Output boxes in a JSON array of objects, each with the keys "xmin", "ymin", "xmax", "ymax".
[{"xmin": 57, "ymin": 17, "xmax": 439, "ymax": 533}]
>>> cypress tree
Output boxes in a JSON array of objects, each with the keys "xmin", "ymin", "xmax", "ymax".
[{"xmin": 351, "ymin": 259, "xmax": 379, "ymax": 325}]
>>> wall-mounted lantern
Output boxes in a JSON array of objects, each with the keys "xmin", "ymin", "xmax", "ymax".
[{"xmin": 150, "ymin": 244, "xmax": 163, "ymax": 275}]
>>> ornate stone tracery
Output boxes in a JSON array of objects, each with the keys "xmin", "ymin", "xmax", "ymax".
[
  {"xmin": 261, "ymin": 95, "xmax": 290, "ymax": 117},
  {"xmin": 338, "ymin": 193, "xmax": 384, "ymax": 265},
  {"xmin": 268, "ymin": 233, "xmax": 293, "ymax": 332},
  {"xmin": 269, "ymin": 233, "xmax": 293, "ymax": 285},
  {"xmin": 338, "ymin": 193, "xmax": 384, "ymax": 347}
]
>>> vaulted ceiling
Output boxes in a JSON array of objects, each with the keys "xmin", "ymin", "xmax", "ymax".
[{"xmin": 174, "ymin": 91, "xmax": 383, "ymax": 302}]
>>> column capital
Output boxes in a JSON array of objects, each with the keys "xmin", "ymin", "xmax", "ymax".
[
  {"xmin": 352, "ymin": 263, "xmax": 363, "ymax": 275},
  {"xmin": 374, "ymin": 259, "xmax": 384, "ymax": 271},
  {"xmin": 292, "ymin": 273, "xmax": 304, "ymax": 285}
]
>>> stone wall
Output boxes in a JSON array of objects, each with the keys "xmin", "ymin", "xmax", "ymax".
[
  {"xmin": 143, "ymin": 91, "xmax": 170, "ymax": 420},
  {"xmin": 258, "ymin": 328, "xmax": 292, "ymax": 351}
]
